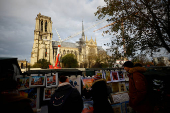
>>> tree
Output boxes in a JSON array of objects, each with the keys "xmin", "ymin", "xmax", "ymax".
[
  {"xmin": 95, "ymin": 0, "xmax": 169, "ymax": 57},
  {"xmin": 61, "ymin": 54, "xmax": 78, "ymax": 68},
  {"xmin": 32, "ymin": 59, "xmax": 51, "ymax": 69}
]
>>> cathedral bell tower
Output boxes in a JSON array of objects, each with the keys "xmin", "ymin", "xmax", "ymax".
[{"xmin": 30, "ymin": 13, "xmax": 53, "ymax": 66}]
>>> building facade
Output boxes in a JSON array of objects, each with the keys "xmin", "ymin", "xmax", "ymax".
[{"xmin": 30, "ymin": 13, "xmax": 106, "ymax": 67}]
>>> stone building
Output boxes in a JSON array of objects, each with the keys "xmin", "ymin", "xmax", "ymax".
[{"xmin": 30, "ymin": 13, "xmax": 106, "ymax": 67}]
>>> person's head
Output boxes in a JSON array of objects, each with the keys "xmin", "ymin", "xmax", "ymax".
[
  {"xmin": 59, "ymin": 75, "xmax": 69, "ymax": 84},
  {"xmin": 123, "ymin": 61, "xmax": 134, "ymax": 72}
]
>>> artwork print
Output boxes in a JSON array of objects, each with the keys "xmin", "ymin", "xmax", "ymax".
[
  {"xmin": 82, "ymin": 101, "xmax": 93, "ymax": 113},
  {"xmin": 105, "ymin": 71, "xmax": 111, "ymax": 82},
  {"xmin": 16, "ymin": 75, "xmax": 29, "ymax": 90},
  {"xmin": 68, "ymin": 75, "xmax": 81, "ymax": 94},
  {"xmin": 46, "ymin": 73, "xmax": 58, "ymax": 87},
  {"xmin": 118, "ymin": 71, "xmax": 125, "ymax": 81},
  {"xmin": 111, "ymin": 71, "xmax": 119, "ymax": 81},
  {"xmin": 29, "ymin": 74, "xmax": 45, "ymax": 86},
  {"xmin": 81, "ymin": 77, "xmax": 94, "ymax": 90}
]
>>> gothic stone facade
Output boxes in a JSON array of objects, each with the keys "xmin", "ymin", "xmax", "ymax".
[{"xmin": 30, "ymin": 13, "xmax": 105, "ymax": 67}]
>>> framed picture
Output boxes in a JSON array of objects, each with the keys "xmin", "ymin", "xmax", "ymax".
[
  {"xmin": 111, "ymin": 71, "xmax": 119, "ymax": 82},
  {"xmin": 112, "ymin": 103, "xmax": 122, "ymax": 113},
  {"xmin": 46, "ymin": 73, "xmax": 58, "ymax": 88},
  {"xmin": 81, "ymin": 77, "xmax": 94, "ymax": 90},
  {"xmin": 29, "ymin": 74, "xmax": 45, "ymax": 87},
  {"xmin": 68, "ymin": 75, "xmax": 81, "ymax": 94},
  {"xmin": 44, "ymin": 88, "xmax": 52, "ymax": 100},
  {"xmin": 105, "ymin": 71, "xmax": 112, "ymax": 83},
  {"xmin": 95, "ymin": 71, "xmax": 102, "ymax": 78},
  {"xmin": 111, "ymin": 82, "xmax": 119, "ymax": 93},
  {"xmin": 118, "ymin": 71, "xmax": 125, "ymax": 81},
  {"xmin": 124, "ymin": 72, "xmax": 129, "ymax": 81},
  {"xmin": 43, "ymin": 87, "xmax": 57, "ymax": 100},
  {"xmin": 15, "ymin": 75, "xmax": 30, "ymax": 90},
  {"xmin": 82, "ymin": 100, "xmax": 93, "ymax": 113},
  {"xmin": 119, "ymin": 82, "xmax": 126, "ymax": 92}
]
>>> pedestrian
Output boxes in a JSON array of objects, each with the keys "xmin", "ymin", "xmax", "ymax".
[
  {"xmin": 48, "ymin": 75, "xmax": 83, "ymax": 113},
  {"xmin": 91, "ymin": 76, "xmax": 114, "ymax": 113},
  {"xmin": 123, "ymin": 61, "xmax": 153, "ymax": 113},
  {"xmin": 0, "ymin": 78, "xmax": 34, "ymax": 113}
]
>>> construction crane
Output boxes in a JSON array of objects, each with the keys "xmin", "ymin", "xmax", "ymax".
[{"xmin": 48, "ymin": 18, "xmax": 108, "ymax": 69}]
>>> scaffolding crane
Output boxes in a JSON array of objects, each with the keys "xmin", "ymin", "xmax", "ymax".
[{"xmin": 48, "ymin": 18, "xmax": 108, "ymax": 69}]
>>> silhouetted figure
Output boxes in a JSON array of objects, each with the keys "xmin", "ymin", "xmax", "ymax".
[
  {"xmin": 48, "ymin": 75, "xmax": 83, "ymax": 113},
  {"xmin": 91, "ymin": 79, "xmax": 114, "ymax": 113},
  {"xmin": 123, "ymin": 61, "xmax": 153, "ymax": 113}
]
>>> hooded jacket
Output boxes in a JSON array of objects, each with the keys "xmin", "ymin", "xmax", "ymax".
[
  {"xmin": 128, "ymin": 67, "xmax": 153, "ymax": 113},
  {"xmin": 48, "ymin": 82, "xmax": 83, "ymax": 113}
]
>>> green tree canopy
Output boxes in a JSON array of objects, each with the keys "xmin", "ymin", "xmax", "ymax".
[
  {"xmin": 32, "ymin": 59, "xmax": 51, "ymax": 69},
  {"xmin": 95, "ymin": 0, "xmax": 169, "ymax": 57},
  {"xmin": 61, "ymin": 54, "xmax": 78, "ymax": 68}
]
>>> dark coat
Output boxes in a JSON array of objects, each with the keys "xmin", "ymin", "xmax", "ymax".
[
  {"xmin": 128, "ymin": 67, "xmax": 153, "ymax": 113},
  {"xmin": 91, "ymin": 79, "xmax": 114, "ymax": 113},
  {"xmin": 0, "ymin": 93, "xmax": 34, "ymax": 113},
  {"xmin": 48, "ymin": 84, "xmax": 83, "ymax": 113}
]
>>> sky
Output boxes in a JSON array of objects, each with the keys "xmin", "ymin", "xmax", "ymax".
[
  {"xmin": 0, "ymin": 0, "xmax": 169, "ymax": 63},
  {"xmin": 0, "ymin": 0, "xmax": 112, "ymax": 62}
]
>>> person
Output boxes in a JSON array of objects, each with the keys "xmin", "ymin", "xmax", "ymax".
[
  {"xmin": 48, "ymin": 75, "xmax": 83, "ymax": 113},
  {"xmin": 123, "ymin": 61, "xmax": 153, "ymax": 113},
  {"xmin": 91, "ymin": 77, "xmax": 114, "ymax": 113},
  {"xmin": 0, "ymin": 78, "xmax": 34, "ymax": 113}
]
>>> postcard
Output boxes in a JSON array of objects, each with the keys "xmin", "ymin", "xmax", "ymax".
[{"xmin": 29, "ymin": 74, "xmax": 45, "ymax": 87}]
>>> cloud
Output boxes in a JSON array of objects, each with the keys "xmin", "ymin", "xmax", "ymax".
[{"xmin": 0, "ymin": 0, "xmax": 111, "ymax": 62}]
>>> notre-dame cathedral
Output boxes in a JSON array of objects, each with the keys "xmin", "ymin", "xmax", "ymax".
[{"xmin": 30, "ymin": 13, "xmax": 106, "ymax": 67}]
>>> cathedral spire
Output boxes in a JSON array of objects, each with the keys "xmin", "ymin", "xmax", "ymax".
[{"xmin": 82, "ymin": 20, "xmax": 85, "ymax": 40}]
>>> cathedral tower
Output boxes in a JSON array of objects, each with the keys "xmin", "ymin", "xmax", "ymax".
[{"xmin": 30, "ymin": 13, "xmax": 53, "ymax": 66}]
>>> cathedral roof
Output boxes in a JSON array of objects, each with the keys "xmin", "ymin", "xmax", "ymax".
[
  {"xmin": 52, "ymin": 41, "xmax": 79, "ymax": 48},
  {"xmin": 97, "ymin": 46, "xmax": 105, "ymax": 51}
]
